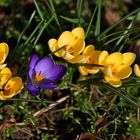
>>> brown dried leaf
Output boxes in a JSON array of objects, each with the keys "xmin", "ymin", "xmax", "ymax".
[
  {"xmin": 75, "ymin": 133, "xmax": 96, "ymax": 140},
  {"xmin": 95, "ymin": 116, "xmax": 111, "ymax": 134},
  {"xmin": 105, "ymin": 8, "xmax": 120, "ymax": 26},
  {"xmin": 0, "ymin": 118, "xmax": 16, "ymax": 131}
]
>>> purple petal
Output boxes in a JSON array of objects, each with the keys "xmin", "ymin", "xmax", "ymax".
[
  {"xmin": 35, "ymin": 57, "xmax": 54, "ymax": 77},
  {"xmin": 39, "ymin": 79, "xmax": 57, "ymax": 89},
  {"xmin": 27, "ymin": 83, "xmax": 40, "ymax": 96},
  {"xmin": 29, "ymin": 54, "xmax": 39, "ymax": 69},
  {"xmin": 47, "ymin": 65, "xmax": 67, "ymax": 82},
  {"xmin": 28, "ymin": 68, "xmax": 35, "ymax": 83}
]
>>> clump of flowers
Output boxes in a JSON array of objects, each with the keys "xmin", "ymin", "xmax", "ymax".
[
  {"xmin": 48, "ymin": 27, "xmax": 137, "ymax": 88},
  {"xmin": 48, "ymin": 27, "xmax": 85, "ymax": 63},
  {"xmin": 27, "ymin": 54, "xmax": 67, "ymax": 95},
  {"xmin": 0, "ymin": 43, "xmax": 23, "ymax": 100}
]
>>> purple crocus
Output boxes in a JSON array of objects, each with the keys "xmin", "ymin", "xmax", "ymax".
[{"xmin": 27, "ymin": 54, "xmax": 67, "ymax": 95}]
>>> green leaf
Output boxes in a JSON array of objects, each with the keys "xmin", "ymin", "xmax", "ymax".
[{"xmin": 60, "ymin": 16, "xmax": 84, "ymax": 24}]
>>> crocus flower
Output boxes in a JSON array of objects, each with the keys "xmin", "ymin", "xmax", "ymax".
[
  {"xmin": 99, "ymin": 51, "xmax": 136, "ymax": 87},
  {"xmin": 0, "ymin": 67, "xmax": 23, "ymax": 100},
  {"xmin": 0, "ymin": 42, "xmax": 9, "ymax": 69},
  {"xmin": 134, "ymin": 64, "xmax": 140, "ymax": 77},
  {"xmin": 48, "ymin": 27, "xmax": 85, "ymax": 63},
  {"xmin": 78, "ymin": 45, "xmax": 101, "ymax": 75},
  {"xmin": 27, "ymin": 54, "xmax": 67, "ymax": 95}
]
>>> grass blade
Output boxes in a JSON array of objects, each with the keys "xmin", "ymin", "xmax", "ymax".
[
  {"xmin": 95, "ymin": 0, "xmax": 102, "ymax": 36},
  {"xmin": 33, "ymin": 0, "xmax": 44, "ymax": 20},
  {"xmin": 85, "ymin": 6, "xmax": 97, "ymax": 38},
  {"xmin": 77, "ymin": 0, "xmax": 84, "ymax": 25}
]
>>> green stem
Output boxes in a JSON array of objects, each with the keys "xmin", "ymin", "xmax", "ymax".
[{"xmin": 6, "ymin": 98, "xmax": 55, "ymax": 103}]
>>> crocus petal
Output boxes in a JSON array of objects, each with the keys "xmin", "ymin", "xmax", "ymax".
[
  {"xmin": 39, "ymin": 80, "xmax": 57, "ymax": 89},
  {"xmin": 134, "ymin": 64, "xmax": 140, "ymax": 77},
  {"xmin": 104, "ymin": 76, "xmax": 122, "ymax": 87},
  {"xmin": 47, "ymin": 65, "xmax": 67, "ymax": 82},
  {"xmin": 98, "ymin": 51, "xmax": 109, "ymax": 65},
  {"xmin": 102, "ymin": 66, "xmax": 113, "ymax": 78},
  {"xmin": 0, "ymin": 43, "xmax": 9, "ymax": 56},
  {"xmin": 61, "ymin": 50, "xmax": 75, "ymax": 60},
  {"xmin": 82, "ymin": 45, "xmax": 95, "ymax": 55},
  {"xmin": 58, "ymin": 31, "xmax": 74, "ymax": 48},
  {"xmin": 29, "ymin": 54, "xmax": 39, "ymax": 69},
  {"xmin": 72, "ymin": 39, "xmax": 85, "ymax": 55},
  {"xmin": 122, "ymin": 52, "xmax": 136, "ymax": 65},
  {"xmin": 0, "ymin": 43, "xmax": 9, "ymax": 64},
  {"xmin": 79, "ymin": 66, "xmax": 88, "ymax": 76},
  {"xmin": 28, "ymin": 68, "xmax": 35, "ymax": 83},
  {"xmin": 48, "ymin": 39, "xmax": 60, "ymax": 57},
  {"xmin": 106, "ymin": 52, "xmax": 123, "ymax": 66},
  {"xmin": 35, "ymin": 57, "xmax": 54, "ymax": 77},
  {"xmin": 67, "ymin": 55, "xmax": 85, "ymax": 63},
  {"xmin": 27, "ymin": 83, "xmax": 40, "ymax": 96},
  {"xmin": 116, "ymin": 65, "xmax": 132, "ymax": 79},
  {"xmin": 0, "ymin": 64, "xmax": 7, "ymax": 70},
  {"xmin": 71, "ymin": 27, "xmax": 85, "ymax": 39},
  {"xmin": 85, "ymin": 68, "xmax": 99, "ymax": 75},
  {"xmin": 0, "ymin": 67, "xmax": 12, "ymax": 87}
]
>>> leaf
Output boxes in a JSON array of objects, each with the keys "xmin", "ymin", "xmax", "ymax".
[
  {"xmin": 0, "ymin": 118, "xmax": 16, "ymax": 131},
  {"xmin": 60, "ymin": 15, "xmax": 84, "ymax": 24}
]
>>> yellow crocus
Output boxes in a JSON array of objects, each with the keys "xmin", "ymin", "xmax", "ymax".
[
  {"xmin": 0, "ymin": 42, "xmax": 9, "ymax": 70},
  {"xmin": 78, "ymin": 45, "xmax": 101, "ymax": 75},
  {"xmin": 134, "ymin": 64, "xmax": 140, "ymax": 77},
  {"xmin": 99, "ymin": 51, "xmax": 136, "ymax": 87},
  {"xmin": 0, "ymin": 67, "xmax": 23, "ymax": 100},
  {"xmin": 48, "ymin": 27, "xmax": 85, "ymax": 63}
]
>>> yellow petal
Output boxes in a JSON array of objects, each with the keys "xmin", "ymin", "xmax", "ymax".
[
  {"xmin": 82, "ymin": 45, "xmax": 95, "ymax": 55},
  {"xmin": 85, "ymin": 68, "xmax": 99, "ymax": 74},
  {"xmin": 78, "ymin": 66, "xmax": 88, "ymax": 76},
  {"xmin": 72, "ymin": 39, "xmax": 85, "ymax": 55},
  {"xmin": 58, "ymin": 31, "xmax": 74, "ymax": 47},
  {"xmin": 98, "ymin": 51, "xmax": 109, "ymax": 65},
  {"xmin": 116, "ymin": 65, "xmax": 132, "ymax": 79},
  {"xmin": 67, "ymin": 55, "xmax": 85, "ymax": 63},
  {"xmin": 104, "ymin": 76, "xmax": 122, "ymax": 87},
  {"xmin": 0, "ymin": 77, "xmax": 23, "ymax": 100},
  {"xmin": 102, "ymin": 66, "xmax": 113, "ymax": 78},
  {"xmin": 122, "ymin": 52, "xmax": 136, "ymax": 65},
  {"xmin": 61, "ymin": 51, "xmax": 75, "ymax": 60},
  {"xmin": 106, "ymin": 52, "xmax": 123, "ymax": 66},
  {"xmin": 72, "ymin": 27, "xmax": 85, "ymax": 39},
  {"xmin": 0, "ymin": 67, "xmax": 12, "ymax": 87},
  {"xmin": 134, "ymin": 64, "xmax": 140, "ymax": 77},
  {"xmin": 0, "ymin": 43, "xmax": 9, "ymax": 64},
  {"xmin": 0, "ymin": 64, "xmax": 7, "ymax": 70},
  {"xmin": 48, "ymin": 39, "xmax": 60, "ymax": 57},
  {"xmin": 0, "ymin": 43, "xmax": 9, "ymax": 56}
]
